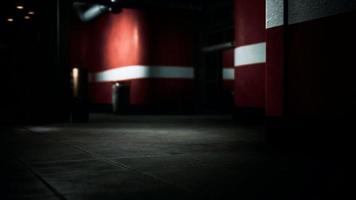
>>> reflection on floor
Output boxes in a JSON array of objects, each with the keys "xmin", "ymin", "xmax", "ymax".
[{"xmin": 1, "ymin": 114, "xmax": 347, "ymax": 200}]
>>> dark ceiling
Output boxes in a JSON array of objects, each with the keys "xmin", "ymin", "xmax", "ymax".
[
  {"xmin": 1, "ymin": 0, "xmax": 232, "ymax": 16},
  {"xmin": 1, "ymin": 1, "xmax": 40, "ymax": 16},
  {"xmin": 1, "ymin": 0, "xmax": 233, "ymax": 45}
]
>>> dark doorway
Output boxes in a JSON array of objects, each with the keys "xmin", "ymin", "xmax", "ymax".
[{"xmin": 199, "ymin": 51, "xmax": 224, "ymax": 113}]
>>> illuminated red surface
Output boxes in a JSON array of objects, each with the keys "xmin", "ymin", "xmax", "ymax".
[{"xmin": 70, "ymin": 9, "xmax": 195, "ymax": 106}]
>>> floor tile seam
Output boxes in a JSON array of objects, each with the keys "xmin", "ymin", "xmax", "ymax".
[
  {"xmin": 62, "ymin": 142, "xmax": 193, "ymax": 193},
  {"xmin": 9, "ymin": 153, "xmax": 67, "ymax": 200}
]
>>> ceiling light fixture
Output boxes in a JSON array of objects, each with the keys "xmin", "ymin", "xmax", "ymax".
[
  {"xmin": 16, "ymin": 5, "xmax": 24, "ymax": 10},
  {"xmin": 7, "ymin": 18, "xmax": 14, "ymax": 22},
  {"xmin": 24, "ymin": 16, "xmax": 30, "ymax": 19}
]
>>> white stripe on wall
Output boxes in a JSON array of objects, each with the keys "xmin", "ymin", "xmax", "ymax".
[
  {"xmin": 266, "ymin": 0, "xmax": 284, "ymax": 29},
  {"xmin": 266, "ymin": 0, "xmax": 356, "ymax": 29},
  {"xmin": 222, "ymin": 68, "xmax": 235, "ymax": 80},
  {"xmin": 92, "ymin": 65, "xmax": 194, "ymax": 82},
  {"xmin": 234, "ymin": 42, "xmax": 266, "ymax": 67}
]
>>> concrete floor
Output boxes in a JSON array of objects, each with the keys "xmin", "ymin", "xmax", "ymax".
[{"xmin": 0, "ymin": 114, "xmax": 348, "ymax": 200}]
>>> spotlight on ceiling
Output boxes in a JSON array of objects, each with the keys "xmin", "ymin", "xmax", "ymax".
[
  {"xmin": 16, "ymin": 5, "xmax": 24, "ymax": 10},
  {"xmin": 7, "ymin": 18, "xmax": 14, "ymax": 22},
  {"xmin": 28, "ymin": 11, "xmax": 35, "ymax": 15},
  {"xmin": 24, "ymin": 16, "xmax": 30, "ymax": 19}
]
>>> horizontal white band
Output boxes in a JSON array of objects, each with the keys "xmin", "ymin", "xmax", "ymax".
[
  {"xmin": 234, "ymin": 42, "xmax": 266, "ymax": 67},
  {"xmin": 90, "ymin": 65, "xmax": 235, "ymax": 82},
  {"xmin": 266, "ymin": 0, "xmax": 284, "ymax": 29},
  {"xmin": 222, "ymin": 68, "xmax": 235, "ymax": 80},
  {"xmin": 266, "ymin": 0, "xmax": 356, "ymax": 29},
  {"xmin": 92, "ymin": 65, "xmax": 194, "ymax": 82}
]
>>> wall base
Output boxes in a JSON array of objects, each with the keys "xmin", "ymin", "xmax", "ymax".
[
  {"xmin": 233, "ymin": 107, "xmax": 265, "ymax": 123},
  {"xmin": 265, "ymin": 116, "xmax": 354, "ymax": 155},
  {"xmin": 90, "ymin": 103, "xmax": 196, "ymax": 115}
]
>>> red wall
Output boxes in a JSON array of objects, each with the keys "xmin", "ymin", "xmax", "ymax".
[
  {"xmin": 149, "ymin": 11, "xmax": 195, "ymax": 66},
  {"xmin": 235, "ymin": 64, "xmax": 265, "ymax": 108},
  {"xmin": 234, "ymin": 0, "xmax": 265, "ymax": 47},
  {"xmin": 71, "ymin": 9, "xmax": 149, "ymax": 71},
  {"xmin": 222, "ymin": 49, "xmax": 234, "ymax": 91},
  {"xmin": 266, "ymin": 0, "xmax": 356, "ymax": 118},
  {"xmin": 223, "ymin": 49, "xmax": 234, "ymax": 68},
  {"xmin": 234, "ymin": 0, "xmax": 266, "ymax": 109},
  {"xmin": 266, "ymin": 26, "xmax": 284, "ymax": 117},
  {"xmin": 235, "ymin": 0, "xmax": 265, "ymax": 108},
  {"xmin": 286, "ymin": 11, "xmax": 356, "ymax": 118},
  {"xmin": 70, "ymin": 9, "xmax": 195, "ymax": 108}
]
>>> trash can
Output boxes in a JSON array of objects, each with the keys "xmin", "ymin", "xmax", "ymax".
[{"xmin": 112, "ymin": 82, "xmax": 130, "ymax": 114}]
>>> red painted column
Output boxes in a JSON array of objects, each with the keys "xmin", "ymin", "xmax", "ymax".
[
  {"xmin": 234, "ymin": 0, "xmax": 266, "ymax": 111},
  {"xmin": 71, "ymin": 9, "xmax": 151, "ymax": 105},
  {"xmin": 265, "ymin": 0, "xmax": 284, "ymax": 117},
  {"xmin": 70, "ymin": 9, "xmax": 195, "ymax": 110}
]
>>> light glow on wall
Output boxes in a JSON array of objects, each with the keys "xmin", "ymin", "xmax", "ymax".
[
  {"xmin": 133, "ymin": 25, "xmax": 139, "ymax": 46},
  {"xmin": 72, "ymin": 68, "xmax": 79, "ymax": 97}
]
